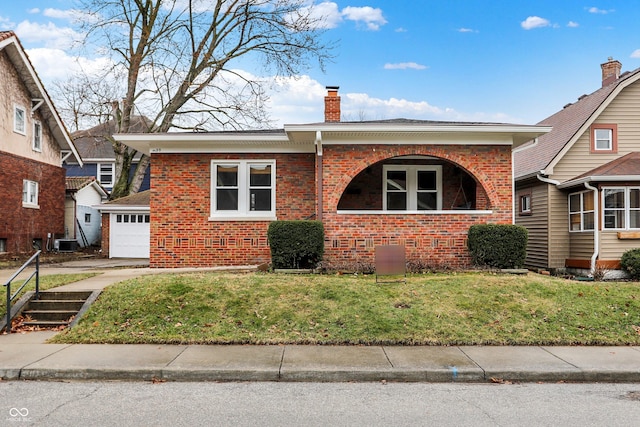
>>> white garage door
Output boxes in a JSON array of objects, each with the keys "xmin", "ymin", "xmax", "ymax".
[{"xmin": 110, "ymin": 212, "xmax": 150, "ymax": 258}]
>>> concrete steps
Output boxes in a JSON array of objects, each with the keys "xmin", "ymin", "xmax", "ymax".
[{"xmin": 20, "ymin": 290, "xmax": 98, "ymax": 329}]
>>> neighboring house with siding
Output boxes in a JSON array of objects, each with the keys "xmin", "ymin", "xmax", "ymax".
[
  {"xmin": 64, "ymin": 117, "xmax": 151, "ymax": 194},
  {"xmin": 65, "ymin": 176, "xmax": 108, "ymax": 248},
  {"xmin": 514, "ymin": 58, "xmax": 640, "ymax": 276},
  {"xmin": 0, "ymin": 31, "xmax": 82, "ymax": 254},
  {"xmin": 110, "ymin": 87, "xmax": 549, "ymax": 268}
]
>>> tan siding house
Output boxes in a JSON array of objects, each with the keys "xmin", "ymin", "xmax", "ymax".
[{"xmin": 515, "ymin": 58, "xmax": 640, "ymax": 277}]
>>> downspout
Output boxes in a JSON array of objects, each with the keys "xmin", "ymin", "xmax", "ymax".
[
  {"xmin": 584, "ymin": 182, "xmax": 599, "ymax": 276},
  {"xmin": 315, "ymin": 131, "xmax": 323, "ymax": 222}
]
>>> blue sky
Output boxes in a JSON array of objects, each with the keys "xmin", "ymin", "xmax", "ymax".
[{"xmin": 2, "ymin": 1, "xmax": 640, "ymax": 127}]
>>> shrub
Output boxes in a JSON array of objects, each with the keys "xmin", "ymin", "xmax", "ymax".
[
  {"xmin": 468, "ymin": 224, "xmax": 528, "ymax": 269},
  {"xmin": 621, "ymin": 248, "xmax": 640, "ymax": 280},
  {"xmin": 267, "ymin": 221, "xmax": 324, "ymax": 269}
]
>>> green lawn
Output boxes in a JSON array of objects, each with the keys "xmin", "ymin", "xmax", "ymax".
[{"xmin": 50, "ymin": 271, "xmax": 640, "ymax": 346}]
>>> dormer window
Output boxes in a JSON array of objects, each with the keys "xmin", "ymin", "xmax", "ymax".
[{"xmin": 591, "ymin": 124, "xmax": 617, "ymax": 153}]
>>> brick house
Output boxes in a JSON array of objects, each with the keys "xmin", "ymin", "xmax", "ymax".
[
  {"xmin": 113, "ymin": 87, "xmax": 549, "ymax": 268},
  {"xmin": 0, "ymin": 31, "xmax": 82, "ymax": 254},
  {"xmin": 515, "ymin": 58, "xmax": 640, "ymax": 276}
]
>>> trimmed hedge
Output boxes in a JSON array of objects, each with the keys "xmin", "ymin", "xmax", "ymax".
[
  {"xmin": 468, "ymin": 224, "xmax": 528, "ymax": 269},
  {"xmin": 621, "ymin": 248, "xmax": 640, "ymax": 280},
  {"xmin": 267, "ymin": 220, "xmax": 324, "ymax": 269}
]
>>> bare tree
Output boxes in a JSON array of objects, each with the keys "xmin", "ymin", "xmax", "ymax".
[{"xmin": 60, "ymin": 0, "xmax": 333, "ymax": 199}]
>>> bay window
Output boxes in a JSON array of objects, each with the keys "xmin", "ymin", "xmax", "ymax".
[{"xmin": 603, "ymin": 187, "xmax": 640, "ymax": 230}]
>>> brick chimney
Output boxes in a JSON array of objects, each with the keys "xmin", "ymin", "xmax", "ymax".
[
  {"xmin": 601, "ymin": 57, "xmax": 622, "ymax": 87},
  {"xmin": 324, "ymin": 86, "xmax": 340, "ymax": 122}
]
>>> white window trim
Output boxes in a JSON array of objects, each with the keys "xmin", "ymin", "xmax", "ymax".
[
  {"xmin": 602, "ymin": 186, "xmax": 640, "ymax": 231},
  {"xmin": 32, "ymin": 120, "xmax": 42, "ymax": 152},
  {"xmin": 22, "ymin": 179, "xmax": 39, "ymax": 208},
  {"xmin": 98, "ymin": 163, "xmax": 115, "ymax": 187},
  {"xmin": 382, "ymin": 165, "xmax": 442, "ymax": 211},
  {"xmin": 14, "ymin": 104, "xmax": 26, "ymax": 135},
  {"xmin": 594, "ymin": 128, "xmax": 613, "ymax": 151},
  {"xmin": 568, "ymin": 190, "xmax": 594, "ymax": 232},
  {"xmin": 209, "ymin": 160, "xmax": 277, "ymax": 221}
]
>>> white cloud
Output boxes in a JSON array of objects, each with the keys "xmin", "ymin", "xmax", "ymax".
[
  {"xmin": 458, "ymin": 28, "xmax": 478, "ymax": 33},
  {"xmin": 384, "ymin": 62, "xmax": 428, "ymax": 70},
  {"xmin": 588, "ymin": 7, "xmax": 614, "ymax": 14},
  {"xmin": 304, "ymin": 1, "xmax": 343, "ymax": 29},
  {"xmin": 521, "ymin": 16, "xmax": 551, "ymax": 30},
  {"xmin": 27, "ymin": 8, "xmax": 40, "ymax": 14},
  {"xmin": 43, "ymin": 8, "xmax": 79, "ymax": 20},
  {"xmin": 14, "ymin": 20, "xmax": 83, "ymax": 49},
  {"xmin": 395, "ymin": 27, "xmax": 408, "ymax": 33},
  {"xmin": 631, "ymin": 49, "xmax": 640, "ymax": 59},
  {"xmin": 567, "ymin": 21, "xmax": 579, "ymax": 28},
  {"xmin": 342, "ymin": 6, "xmax": 387, "ymax": 30},
  {"xmin": 26, "ymin": 48, "xmax": 112, "ymax": 82}
]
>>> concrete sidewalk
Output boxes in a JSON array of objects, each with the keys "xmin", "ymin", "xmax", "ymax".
[
  {"xmin": 2, "ymin": 260, "xmax": 640, "ymax": 383},
  {"xmin": 2, "ymin": 332, "xmax": 640, "ymax": 383}
]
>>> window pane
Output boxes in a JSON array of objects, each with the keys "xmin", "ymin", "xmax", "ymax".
[
  {"xmin": 604, "ymin": 210, "xmax": 624, "ymax": 229},
  {"xmin": 250, "ymin": 165, "xmax": 271, "ymax": 187},
  {"xmin": 630, "ymin": 189, "xmax": 640, "ymax": 209},
  {"xmin": 583, "ymin": 212, "xmax": 595, "ymax": 230},
  {"xmin": 569, "ymin": 194, "xmax": 580, "ymax": 212},
  {"xmin": 604, "ymin": 189, "xmax": 624, "ymax": 208},
  {"xmin": 387, "ymin": 193, "xmax": 406, "ymax": 210},
  {"xmin": 630, "ymin": 210, "xmax": 640, "ymax": 229},
  {"xmin": 417, "ymin": 192, "xmax": 437, "ymax": 210},
  {"xmin": 417, "ymin": 171, "xmax": 436, "ymax": 191},
  {"xmin": 250, "ymin": 189, "xmax": 271, "ymax": 211},
  {"xmin": 216, "ymin": 165, "xmax": 238, "ymax": 186},
  {"xmin": 594, "ymin": 129, "xmax": 612, "ymax": 150},
  {"xmin": 570, "ymin": 213, "xmax": 581, "ymax": 231},
  {"xmin": 216, "ymin": 189, "xmax": 238, "ymax": 210},
  {"xmin": 386, "ymin": 171, "xmax": 406, "ymax": 191},
  {"xmin": 15, "ymin": 108, "xmax": 25, "ymax": 132},
  {"xmin": 583, "ymin": 191, "xmax": 594, "ymax": 211}
]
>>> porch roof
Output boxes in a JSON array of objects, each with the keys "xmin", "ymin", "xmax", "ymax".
[
  {"xmin": 114, "ymin": 120, "xmax": 550, "ymax": 155},
  {"xmin": 558, "ymin": 152, "xmax": 640, "ymax": 189}
]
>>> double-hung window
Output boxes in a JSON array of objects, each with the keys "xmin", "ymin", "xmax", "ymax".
[
  {"xmin": 22, "ymin": 180, "xmax": 39, "ymax": 208},
  {"xmin": 591, "ymin": 124, "xmax": 617, "ymax": 153},
  {"xmin": 14, "ymin": 105, "xmax": 26, "ymax": 135},
  {"xmin": 211, "ymin": 160, "xmax": 276, "ymax": 219},
  {"xmin": 98, "ymin": 163, "xmax": 115, "ymax": 187},
  {"xmin": 33, "ymin": 121, "xmax": 42, "ymax": 151},
  {"xmin": 603, "ymin": 187, "xmax": 640, "ymax": 230},
  {"xmin": 569, "ymin": 191, "xmax": 594, "ymax": 231},
  {"xmin": 383, "ymin": 165, "xmax": 442, "ymax": 211}
]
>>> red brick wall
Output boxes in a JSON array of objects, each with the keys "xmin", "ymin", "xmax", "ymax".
[
  {"xmin": 101, "ymin": 213, "xmax": 111, "ymax": 257},
  {"xmin": 150, "ymin": 153, "xmax": 316, "ymax": 267},
  {"xmin": 321, "ymin": 144, "xmax": 513, "ymax": 269},
  {"xmin": 149, "ymin": 144, "xmax": 513, "ymax": 269},
  {"xmin": 0, "ymin": 152, "xmax": 65, "ymax": 253}
]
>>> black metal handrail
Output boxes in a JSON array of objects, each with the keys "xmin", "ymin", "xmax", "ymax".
[{"xmin": 2, "ymin": 250, "xmax": 41, "ymax": 334}]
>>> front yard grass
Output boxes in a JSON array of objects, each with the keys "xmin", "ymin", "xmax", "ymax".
[{"xmin": 50, "ymin": 271, "xmax": 640, "ymax": 346}]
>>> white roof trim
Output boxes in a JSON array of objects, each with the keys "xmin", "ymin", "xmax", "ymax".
[
  {"xmin": 115, "ymin": 123, "xmax": 550, "ymax": 155},
  {"xmin": 558, "ymin": 175, "xmax": 640, "ymax": 189}
]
